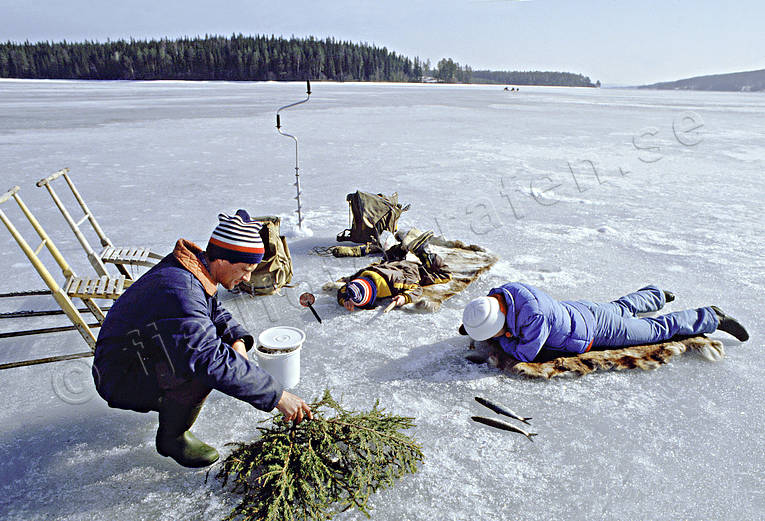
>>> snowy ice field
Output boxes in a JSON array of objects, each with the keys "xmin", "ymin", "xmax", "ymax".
[{"xmin": 0, "ymin": 79, "xmax": 763, "ymax": 520}]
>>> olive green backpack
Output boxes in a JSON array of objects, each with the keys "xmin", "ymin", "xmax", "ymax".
[
  {"xmin": 336, "ymin": 191, "xmax": 409, "ymax": 244},
  {"xmin": 236, "ymin": 216, "xmax": 293, "ymax": 295}
]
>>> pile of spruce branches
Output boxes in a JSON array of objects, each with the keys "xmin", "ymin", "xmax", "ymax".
[{"xmin": 214, "ymin": 389, "xmax": 424, "ymax": 520}]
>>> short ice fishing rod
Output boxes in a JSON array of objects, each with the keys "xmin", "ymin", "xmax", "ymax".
[{"xmin": 276, "ymin": 80, "xmax": 311, "ymax": 229}]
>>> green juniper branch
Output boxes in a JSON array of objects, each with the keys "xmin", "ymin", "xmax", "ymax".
[{"xmin": 214, "ymin": 389, "xmax": 424, "ymax": 521}]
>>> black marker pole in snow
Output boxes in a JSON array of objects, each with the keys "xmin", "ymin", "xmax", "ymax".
[{"xmin": 276, "ymin": 80, "xmax": 311, "ymax": 230}]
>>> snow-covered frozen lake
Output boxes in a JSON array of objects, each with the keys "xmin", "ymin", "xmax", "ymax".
[{"xmin": 0, "ymin": 79, "xmax": 763, "ymax": 520}]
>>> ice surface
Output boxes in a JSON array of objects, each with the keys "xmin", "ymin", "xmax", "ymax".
[{"xmin": 0, "ymin": 80, "xmax": 763, "ymax": 520}]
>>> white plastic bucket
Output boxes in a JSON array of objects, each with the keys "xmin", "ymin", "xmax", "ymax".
[{"xmin": 254, "ymin": 326, "xmax": 305, "ymax": 389}]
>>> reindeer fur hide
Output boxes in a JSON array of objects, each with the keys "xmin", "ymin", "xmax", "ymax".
[{"xmin": 480, "ymin": 335, "xmax": 725, "ymax": 379}]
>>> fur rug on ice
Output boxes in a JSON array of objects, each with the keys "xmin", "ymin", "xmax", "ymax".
[
  {"xmin": 412, "ymin": 237, "xmax": 498, "ymax": 312},
  {"xmin": 322, "ymin": 236, "xmax": 498, "ymax": 312},
  {"xmin": 474, "ymin": 335, "xmax": 725, "ymax": 379}
]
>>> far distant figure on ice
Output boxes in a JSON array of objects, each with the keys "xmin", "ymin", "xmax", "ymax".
[
  {"xmin": 460, "ymin": 282, "xmax": 749, "ymax": 363},
  {"xmin": 337, "ymin": 228, "xmax": 452, "ymax": 311},
  {"xmin": 92, "ymin": 210, "xmax": 312, "ymax": 468}
]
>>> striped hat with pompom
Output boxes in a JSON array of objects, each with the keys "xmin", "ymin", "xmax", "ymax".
[
  {"xmin": 345, "ymin": 277, "xmax": 377, "ymax": 307},
  {"xmin": 206, "ymin": 209, "xmax": 265, "ymax": 264}
]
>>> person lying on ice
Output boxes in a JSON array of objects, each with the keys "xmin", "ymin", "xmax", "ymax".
[
  {"xmin": 459, "ymin": 282, "xmax": 749, "ymax": 363},
  {"xmin": 337, "ymin": 228, "xmax": 451, "ymax": 311},
  {"xmin": 92, "ymin": 210, "xmax": 312, "ymax": 468}
]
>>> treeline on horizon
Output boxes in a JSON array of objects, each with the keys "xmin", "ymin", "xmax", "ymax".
[{"xmin": 0, "ymin": 34, "xmax": 598, "ymax": 87}]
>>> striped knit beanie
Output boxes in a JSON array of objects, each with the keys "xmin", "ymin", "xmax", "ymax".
[
  {"xmin": 206, "ymin": 209, "xmax": 265, "ymax": 265},
  {"xmin": 345, "ymin": 277, "xmax": 377, "ymax": 307}
]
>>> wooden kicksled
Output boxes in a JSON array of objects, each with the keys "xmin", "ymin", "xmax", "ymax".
[
  {"xmin": 36, "ymin": 168, "xmax": 162, "ymax": 279},
  {"xmin": 0, "ymin": 185, "xmax": 132, "ymax": 370}
]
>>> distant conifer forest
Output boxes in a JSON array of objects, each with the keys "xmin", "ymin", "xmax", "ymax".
[{"xmin": 0, "ymin": 34, "xmax": 598, "ymax": 87}]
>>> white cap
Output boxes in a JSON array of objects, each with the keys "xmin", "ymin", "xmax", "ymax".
[{"xmin": 462, "ymin": 296, "xmax": 506, "ymax": 341}]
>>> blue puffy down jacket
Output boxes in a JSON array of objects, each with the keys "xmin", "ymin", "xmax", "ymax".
[{"xmin": 488, "ymin": 282, "xmax": 595, "ymax": 362}]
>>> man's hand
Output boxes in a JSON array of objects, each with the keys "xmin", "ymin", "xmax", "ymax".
[
  {"xmin": 276, "ymin": 391, "xmax": 313, "ymax": 424},
  {"xmin": 343, "ymin": 300, "xmax": 356, "ymax": 311},
  {"xmin": 232, "ymin": 339, "xmax": 248, "ymax": 359},
  {"xmin": 392, "ymin": 295, "xmax": 406, "ymax": 307}
]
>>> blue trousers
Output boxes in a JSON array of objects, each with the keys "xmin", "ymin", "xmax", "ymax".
[{"xmin": 580, "ymin": 286, "xmax": 718, "ymax": 348}]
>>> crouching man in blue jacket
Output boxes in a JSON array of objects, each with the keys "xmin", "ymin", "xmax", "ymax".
[
  {"xmin": 460, "ymin": 282, "xmax": 749, "ymax": 363},
  {"xmin": 92, "ymin": 210, "xmax": 312, "ymax": 468}
]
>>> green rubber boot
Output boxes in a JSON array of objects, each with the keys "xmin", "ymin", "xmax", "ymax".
[{"xmin": 156, "ymin": 399, "xmax": 219, "ymax": 468}]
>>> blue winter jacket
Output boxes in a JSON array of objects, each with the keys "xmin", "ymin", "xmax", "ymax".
[
  {"xmin": 92, "ymin": 239, "xmax": 283, "ymax": 413},
  {"xmin": 488, "ymin": 282, "xmax": 595, "ymax": 362}
]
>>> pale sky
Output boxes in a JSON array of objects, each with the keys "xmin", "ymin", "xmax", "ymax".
[{"xmin": 1, "ymin": 0, "xmax": 762, "ymax": 85}]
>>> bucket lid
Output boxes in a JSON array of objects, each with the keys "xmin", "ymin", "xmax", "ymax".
[{"xmin": 258, "ymin": 326, "xmax": 306, "ymax": 351}]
